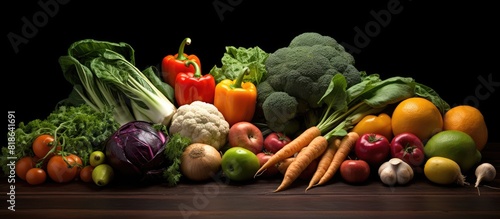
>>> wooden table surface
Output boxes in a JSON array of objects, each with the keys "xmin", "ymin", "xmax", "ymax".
[{"xmin": 2, "ymin": 144, "xmax": 499, "ymax": 219}]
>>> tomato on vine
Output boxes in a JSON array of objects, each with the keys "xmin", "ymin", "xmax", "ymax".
[
  {"xmin": 68, "ymin": 153, "xmax": 83, "ymax": 177},
  {"xmin": 32, "ymin": 134, "xmax": 60, "ymax": 158},
  {"xmin": 25, "ymin": 168, "xmax": 47, "ymax": 185},
  {"xmin": 15, "ymin": 156, "xmax": 36, "ymax": 181},
  {"xmin": 46, "ymin": 154, "xmax": 80, "ymax": 183}
]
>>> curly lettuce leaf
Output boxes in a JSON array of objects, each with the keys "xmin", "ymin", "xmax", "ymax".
[{"xmin": 209, "ymin": 46, "xmax": 269, "ymax": 85}]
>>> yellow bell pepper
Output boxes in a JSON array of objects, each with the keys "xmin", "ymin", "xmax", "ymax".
[
  {"xmin": 351, "ymin": 113, "xmax": 392, "ymax": 141},
  {"xmin": 214, "ymin": 67, "xmax": 257, "ymax": 126}
]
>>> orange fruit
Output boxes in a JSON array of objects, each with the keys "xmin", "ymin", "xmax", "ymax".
[
  {"xmin": 391, "ymin": 97, "xmax": 443, "ymax": 143},
  {"xmin": 443, "ymin": 105, "xmax": 488, "ymax": 151}
]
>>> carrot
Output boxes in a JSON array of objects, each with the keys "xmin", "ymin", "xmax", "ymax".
[
  {"xmin": 314, "ymin": 132, "xmax": 359, "ymax": 188},
  {"xmin": 254, "ymin": 126, "xmax": 321, "ymax": 178},
  {"xmin": 274, "ymin": 135, "xmax": 328, "ymax": 192},
  {"xmin": 276, "ymin": 157, "xmax": 295, "ymax": 175},
  {"xmin": 305, "ymin": 137, "xmax": 341, "ymax": 191}
]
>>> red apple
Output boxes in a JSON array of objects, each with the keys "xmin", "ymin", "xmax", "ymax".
[
  {"xmin": 340, "ymin": 159, "xmax": 371, "ymax": 184},
  {"xmin": 228, "ymin": 122, "xmax": 264, "ymax": 154},
  {"xmin": 256, "ymin": 152, "xmax": 279, "ymax": 177}
]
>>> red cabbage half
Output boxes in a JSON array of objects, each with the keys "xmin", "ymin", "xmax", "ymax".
[{"xmin": 105, "ymin": 121, "xmax": 169, "ymax": 182}]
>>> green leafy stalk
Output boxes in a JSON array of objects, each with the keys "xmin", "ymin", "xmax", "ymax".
[
  {"xmin": 315, "ymin": 73, "xmax": 449, "ymax": 141},
  {"xmin": 90, "ymin": 50, "xmax": 177, "ymax": 126},
  {"xmin": 59, "ymin": 39, "xmax": 176, "ymax": 126},
  {"xmin": 59, "ymin": 40, "xmax": 137, "ymax": 126},
  {"xmin": 162, "ymin": 133, "xmax": 191, "ymax": 186}
]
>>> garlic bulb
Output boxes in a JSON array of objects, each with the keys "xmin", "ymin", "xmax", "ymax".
[{"xmin": 378, "ymin": 158, "xmax": 414, "ymax": 186}]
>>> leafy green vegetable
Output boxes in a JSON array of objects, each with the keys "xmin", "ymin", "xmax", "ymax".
[
  {"xmin": 0, "ymin": 104, "xmax": 120, "ymax": 175},
  {"xmin": 91, "ymin": 49, "xmax": 177, "ymax": 125},
  {"xmin": 163, "ymin": 133, "xmax": 191, "ymax": 186},
  {"xmin": 316, "ymin": 73, "xmax": 450, "ymax": 140},
  {"xmin": 59, "ymin": 39, "xmax": 176, "ymax": 126},
  {"xmin": 209, "ymin": 46, "xmax": 269, "ymax": 85}
]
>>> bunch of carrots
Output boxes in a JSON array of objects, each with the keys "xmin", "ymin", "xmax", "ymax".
[
  {"xmin": 255, "ymin": 126, "xmax": 359, "ymax": 192},
  {"xmin": 254, "ymin": 73, "xmax": 429, "ymax": 192}
]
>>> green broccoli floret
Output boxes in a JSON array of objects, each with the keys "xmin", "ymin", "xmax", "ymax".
[
  {"xmin": 257, "ymin": 32, "xmax": 362, "ymax": 134},
  {"xmin": 261, "ymin": 92, "xmax": 300, "ymax": 134}
]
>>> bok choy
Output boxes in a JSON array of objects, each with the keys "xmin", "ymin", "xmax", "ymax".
[{"xmin": 59, "ymin": 39, "xmax": 176, "ymax": 126}]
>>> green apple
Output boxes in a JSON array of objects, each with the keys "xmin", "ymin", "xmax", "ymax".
[{"xmin": 221, "ymin": 147, "xmax": 260, "ymax": 182}]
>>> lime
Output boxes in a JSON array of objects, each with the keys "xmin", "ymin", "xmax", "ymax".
[{"xmin": 424, "ymin": 130, "xmax": 481, "ymax": 172}]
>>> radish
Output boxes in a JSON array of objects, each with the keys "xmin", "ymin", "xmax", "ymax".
[{"xmin": 474, "ymin": 163, "xmax": 497, "ymax": 196}]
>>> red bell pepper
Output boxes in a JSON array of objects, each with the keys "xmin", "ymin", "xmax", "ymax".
[
  {"xmin": 174, "ymin": 60, "xmax": 215, "ymax": 106},
  {"xmin": 161, "ymin": 37, "xmax": 201, "ymax": 88}
]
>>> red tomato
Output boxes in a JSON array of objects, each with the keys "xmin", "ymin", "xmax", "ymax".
[
  {"xmin": 390, "ymin": 132, "xmax": 425, "ymax": 168},
  {"xmin": 340, "ymin": 159, "xmax": 371, "ymax": 184},
  {"xmin": 263, "ymin": 132, "xmax": 291, "ymax": 153},
  {"xmin": 25, "ymin": 168, "xmax": 47, "ymax": 185},
  {"xmin": 256, "ymin": 152, "xmax": 279, "ymax": 177},
  {"xmin": 32, "ymin": 134, "xmax": 60, "ymax": 158},
  {"xmin": 47, "ymin": 154, "xmax": 79, "ymax": 183},
  {"xmin": 68, "ymin": 154, "xmax": 83, "ymax": 178},
  {"xmin": 79, "ymin": 165, "xmax": 94, "ymax": 183},
  {"xmin": 354, "ymin": 133, "xmax": 390, "ymax": 166},
  {"xmin": 15, "ymin": 156, "xmax": 36, "ymax": 181}
]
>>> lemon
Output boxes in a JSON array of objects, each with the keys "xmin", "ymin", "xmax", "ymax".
[
  {"xmin": 424, "ymin": 130, "xmax": 481, "ymax": 172},
  {"xmin": 424, "ymin": 156, "xmax": 465, "ymax": 185}
]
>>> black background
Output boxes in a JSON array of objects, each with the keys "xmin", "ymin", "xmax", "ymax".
[{"xmin": 3, "ymin": 0, "xmax": 499, "ymax": 143}]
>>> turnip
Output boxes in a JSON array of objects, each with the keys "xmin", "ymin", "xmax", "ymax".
[{"xmin": 474, "ymin": 163, "xmax": 497, "ymax": 196}]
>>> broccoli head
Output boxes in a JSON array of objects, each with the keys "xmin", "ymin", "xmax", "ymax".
[
  {"xmin": 261, "ymin": 91, "xmax": 300, "ymax": 133},
  {"xmin": 257, "ymin": 32, "xmax": 362, "ymax": 134}
]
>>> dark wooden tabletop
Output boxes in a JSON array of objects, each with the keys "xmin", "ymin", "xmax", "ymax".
[{"xmin": 2, "ymin": 144, "xmax": 499, "ymax": 219}]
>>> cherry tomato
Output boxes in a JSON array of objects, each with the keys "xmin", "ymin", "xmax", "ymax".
[
  {"xmin": 15, "ymin": 156, "xmax": 36, "ymax": 181},
  {"xmin": 32, "ymin": 134, "xmax": 60, "ymax": 158},
  {"xmin": 25, "ymin": 168, "xmax": 47, "ymax": 185},
  {"xmin": 79, "ymin": 165, "xmax": 94, "ymax": 183},
  {"xmin": 47, "ymin": 154, "xmax": 79, "ymax": 183}
]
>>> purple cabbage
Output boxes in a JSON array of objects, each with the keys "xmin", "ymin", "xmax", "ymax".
[{"xmin": 105, "ymin": 121, "xmax": 169, "ymax": 182}]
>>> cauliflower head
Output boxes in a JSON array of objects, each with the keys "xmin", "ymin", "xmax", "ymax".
[{"xmin": 169, "ymin": 101, "xmax": 229, "ymax": 150}]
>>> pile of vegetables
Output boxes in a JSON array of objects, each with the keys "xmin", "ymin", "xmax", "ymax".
[
  {"xmin": 1, "ymin": 104, "xmax": 119, "ymax": 174},
  {"xmin": 2, "ymin": 32, "xmax": 497, "ymax": 192}
]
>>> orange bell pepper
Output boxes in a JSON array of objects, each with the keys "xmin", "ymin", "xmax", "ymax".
[
  {"xmin": 351, "ymin": 113, "xmax": 393, "ymax": 141},
  {"xmin": 214, "ymin": 67, "xmax": 257, "ymax": 126}
]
